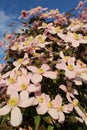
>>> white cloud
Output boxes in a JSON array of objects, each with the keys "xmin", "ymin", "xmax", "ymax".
[{"xmin": 0, "ymin": 10, "xmax": 16, "ymax": 38}]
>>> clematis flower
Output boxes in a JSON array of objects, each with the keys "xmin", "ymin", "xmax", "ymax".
[
  {"xmin": 0, "ymin": 64, "xmax": 5, "ymax": 72},
  {"xmin": 52, "ymin": 95, "xmax": 73, "ymax": 123},
  {"xmin": 28, "ymin": 6, "xmax": 47, "ymax": 16},
  {"xmin": 0, "ymin": 40, "xmax": 4, "ymax": 48},
  {"xmin": 58, "ymin": 31, "xmax": 87, "ymax": 47},
  {"xmin": 75, "ymin": 113, "xmax": 87, "ymax": 126},
  {"xmin": 7, "ymin": 72, "xmax": 41, "ymax": 94},
  {"xmin": 77, "ymin": 68, "xmax": 87, "ymax": 84},
  {"xmin": 18, "ymin": 10, "xmax": 29, "ymax": 19},
  {"xmin": 0, "ymin": 91, "xmax": 37, "ymax": 127},
  {"xmin": 36, "ymin": 93, "xmax": 58, "ymax": 120},
  {"xmin": 56, "ymin": 56, "xmax": 86, "ymax": 79},
  {"xmin": 59, "ymin": 84, "xmax": 78, "ymax": 102},
  {"xmin": 69, "ymin": 98, "xmax": 85, "ymax": 118},
  {"xmin": 13, "ymin": 53, "xmax": 29, "ymax": 68},
  {"xmin": 27, "ymin": 64, "xmax": 57, "ymax": 83},
  {"xmin": 34, "ymin": 34, "xmax": 50, "ymax": 48}
]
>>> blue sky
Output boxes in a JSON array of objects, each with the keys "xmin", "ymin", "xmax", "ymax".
[
  {"xmin": 0, "ymin": 0, "xmax": 86, "ymax": 62},
  {"xmin": 0, "ymin": 0, "xmax": 84, "ymax": 38}
]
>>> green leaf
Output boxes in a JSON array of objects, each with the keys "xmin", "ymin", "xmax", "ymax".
[
  {"xmin": 42, "ymin": 115, "xmax": 53, "ymax": 125},
  {"xmin": 34, "ymin": 115, "xmax": 41, "ymax": 130},
  {"xmin": 55, "ymin": 123, "xmax": 61, "ymax": 128},
  {"xmin": 47, "ymin": 125, "xmax": 54, "ymax": 130}
]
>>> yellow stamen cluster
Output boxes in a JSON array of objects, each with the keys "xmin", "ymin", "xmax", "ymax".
[
  {"xmin": 8, "ymin": 98, "xmax": 18, "ymax": 107},
  {"xmin": 17, "ymin": 58, "xmax": 23, "ymax": 64},
  {"xmin": 38, "ymin": 36, "xmax": 45, "ymax": 43},
  {"xmin": 64, "ymin": 56, "xmax": 69, "ymax": 61},
  {"xmin": 38, "ymin": 68, "xmax": 44, "ymax": 74},
  {"xmin": 8, "ymin": 77, "xmax": 15, "ymax": 84},
  {"xmin": 42, "ymin": 22, "xmax": 47, "ymax": 28},
  {"xmin": 67, "ymin": 65, "xmax": 74, "ymax": 71},
  {"xmin": 47, "ymin": 102, "xmax": 53, "ymax": 108},
  {"xmin": 58, "ymin": 106, "xmax": 63, "ymax": 111},
  {"xmin": 73, "ymin": 33, "xmax": 79, "ymax": 40},
  {"xmin": 38, "ymin": 97, "xmax": 44, "ymax": 103},
  {"xmin": 83, "ymin": 36, "xmax": 87, "ymax": 40},
  {"xmin": 55, "ymin": 26, "xmax": 61, "ymax": 33},
  {"xmin": 21, "ymin": 83, "xmax": 27, "ymax": 90},
  {"xmin": 25, "ymin": 36, "xmax": 34, "ymax": 46},
  {"xmin": 72, "ymin": 99, "xmax": 79, "ymax": 106}
]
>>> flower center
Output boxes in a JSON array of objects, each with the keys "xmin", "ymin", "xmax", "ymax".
[
  {"xmin": 55, "ymin": 27, "xmax": 61, "ymax": 33},
  {"xmin": 18, "ymin": 58, "xmax": 23, "ymax": 64},
  {"xmin": 8, "ymin": 98, "xmax": 18, "ymax": 107},
  {"xmin": 67, "ymin": 86, "xmax": 72, "ymax": 92},
  {"xmin": 21, "ymin": 83, "xmax": 27, "ymax": 90},
  {"xmin": 8, "ymin": 77, "xmax": 15, "ymax": 84},
  {"xmin": 58, "ymin": 106, "xmax": 63, "ymax": 111},
  {"xmin": 64, "ymin": 56, "xmax": 69, "ymax": 61},
  {"xmin": 38, "ymin": 97, "xmax": 44, "ymax": 103},
  {"xmin": 38, "ymin": 68, "xmax": 44, "ymax": 74},
  {"xmin": 42, "ymin": 23, "xmax": 47, "ymax": 28},
  {"xmin": 38, "ymin": 36, "xmax": 45, "ymax": 43},
  {"xmin": 83, "ymin": 36, "xmax": 87, "ymax": 40},
  {"xmin": 73, "ymin": 33, "xmax": 79, "ymax": 40},
  {"xmin": 25, "ymin": 36, "xmax": 33, "ymax": 46},
  {"xmin": 67, "ymin": 65, "xmax": 74, "ymax": 71},
  {"xmin": 47, "ymin": 102, "xmax": 53, "ymax": 108},
  {"xmin": 72, "ymin": 99, "xmax": 79, "ymax": 106}
]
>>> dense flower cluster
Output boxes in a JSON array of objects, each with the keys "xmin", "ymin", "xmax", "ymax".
[{"xmin": 0, "ymin": 1, "xmax": 87, "ymax": 130}]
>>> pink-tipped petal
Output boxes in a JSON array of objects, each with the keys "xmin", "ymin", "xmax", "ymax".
[{"xmin": 59, "ymin": 85, "xmax": 67, "ymax": 92}]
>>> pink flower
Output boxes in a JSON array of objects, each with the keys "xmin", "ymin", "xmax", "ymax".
[
  {"xmin": 75, "ymin": 1, "xmax": 84, "ymax": 9},
  {"xmin": 27, "ymin": 64, "xmax": 57, "ymax": 83},
  {"xmin": 76, "ymin": 113, "xmax": 87, "ymax": 126},
  {"xmin": 0, "ymin": 64, "xmax": 5, "ymax": 72},
  {"xmin": 59, "ymin": 84, "xmax": 78, "ymax": 102},
  {"xmin": 0, "ymin": 91, "xmax": 37, "ymax": 127},
  {"xmin": 0, "ymin": 40, "xmax": 4, "ymax": 48},
  {"xmin": 52, "ymin": 95, "xmax": 73, "ymax": 123},
  {"xmin": 56, "ymin": 56, "xmax": 85, "ymax": 79},
  {"xmin": 36, "ymin": 93, "xmax": 58, "ymax": 120},
  {"xmin": 58, "ymin": 32, "xmax": 87, "ymax": 47},
  {"xmin": 28, "ymin": 6, "xmax": 47, "ymax": 16},
  {"xmin": 75, "ymin": 0, "xmax": 87, "ymax": 10},
  {"xmin": 34, "ymin": 34, "xmax": 50, "ymax": 48},
  {"xmin": 69, "ymin": 98, "xmax": 85, "ymax": 119},
  {"xmin": 18, "ymin": 10, "xmax": 29, "ymax": 19},
  {"xmin": 13, "ymin": 53, "xmax": 29, "ymax": 68}
]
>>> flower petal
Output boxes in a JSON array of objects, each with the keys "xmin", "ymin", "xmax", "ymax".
[
  {"xmin": 27, "ymin": 66, "xmax": 38, "ymax": 73},
  {"xmin": 59, "ymin": 85, "xmax": 67, "ymax": 92},
  {"xmin": 43, "ymin": 71, "xmax": 57, "ymax": 79},
  {"xmin": 58, "ymin": 112, "xmax": 65, "ymax": 124},
  {"xmin": 28, "ymin": 84, "xmax": 41, "ymax": 92},
  {"xmin": 36, "ymin": 104, "xmax": 48, "ymax": 115},
  {"xmin": 48, "ymin": 108, "xmax": 58, "ymax": 120},
  {"xmin": 11, "ymin": 107, "xmax": 22, "ymax": 127},
  {"xmin": 31, "ymin": 74, "xmax": 42, "ymax": 83},
  {"xmin": 0, "ymin": 105, "xmax": 11, "ymax": 116},
  {"xmin": 18, "ymin": 96, "xmax": 38, "ymax": 108}
]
